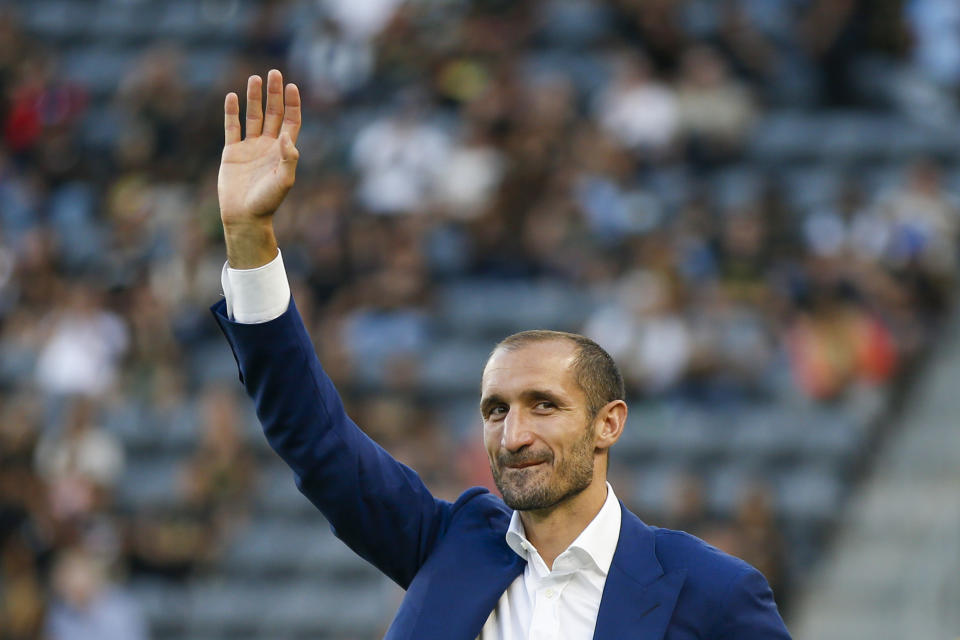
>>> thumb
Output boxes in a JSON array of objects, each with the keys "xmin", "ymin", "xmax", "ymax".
[
  {"xmin": 279, "ymin": 131, "xmax": 299, "ymax": 164},
  {"xmin": 278, "ymin": 131, "xmax": 299, "ymax": 187}
]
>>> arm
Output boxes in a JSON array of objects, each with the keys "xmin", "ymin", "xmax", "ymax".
[
  {"xmin": 213, "ymin": 70, "xmax": 453, "ymax": 587},
  {"xmin": 211, "ymin": 297, "xmax": 452, "ymax": 587}
]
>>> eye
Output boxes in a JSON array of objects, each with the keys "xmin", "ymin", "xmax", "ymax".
[
  {"xmin": 485, "ymin": 405, "xmax": 508, "ymax": 420},
  {"xmin": 534, "ymin": 401, "xmax": 556, "ymax": 411}
]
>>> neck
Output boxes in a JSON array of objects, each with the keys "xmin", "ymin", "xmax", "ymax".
[{"xmin": 519, "ymin": 474, "xmax": 609, "ymax": 569}]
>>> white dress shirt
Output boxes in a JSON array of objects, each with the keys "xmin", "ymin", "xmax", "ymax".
[
  {"xmin": 220, "ymin": 251, "xmax": 290, "ymax": 324},
  {"xmin": 478, "ymin": 482, "xmax": 621, "ymax": 640},
  {"xmin": 221, "ymin": 252, "xmax": 623, "ymax": 640}
]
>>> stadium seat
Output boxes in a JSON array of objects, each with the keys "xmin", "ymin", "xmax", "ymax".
[
  {"xmin": 781, "ymin": 165, "xmax": 843, "ymax": 212},
  {"xmin": 255, "ymin": 464, "xmax": 318, "ymax": 518},
  {"xmin": 631, "ymin": 463, "xmax": 686, "ymax": 516},
  {"xmin": 86, "ymin": 2, "xmax": 158, "ymax": 41},
  {"xmin": 61, "ymin": 47, "xmax": 133, "ymax": 96},
  {"xmin": 418, "ymin": 339, "xmax": 492, "ymax": 395},
  {"xmin": 438, "ymin": 280, "xmax": 591, "ymax": 337},
  {"xmin": 22, "ymin": 1, "xmax": 90, "ymax": 40},
  {"xmin": 534, "ymin": 0, "xmax": 613, "ymax": 48},
  {"xmin": 258, "ymin": 580, "xmax": 391, "ymax": 637},
  {"xmin": 774, "ymin": 468, "xmax": 842, "ymax": 522},
  {"xmin": 117, "ymin": 459, "xmax": 181, "ymax": 509}
]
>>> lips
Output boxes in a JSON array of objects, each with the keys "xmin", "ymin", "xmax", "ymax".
[{"xmin": 506, "ymin": 460, "xmax": 545, "ymax": 470}]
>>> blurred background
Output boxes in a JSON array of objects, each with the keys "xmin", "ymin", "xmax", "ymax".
[{"xmin": 1, "ymin": 0, "xmax": 959, "ymax": 638}]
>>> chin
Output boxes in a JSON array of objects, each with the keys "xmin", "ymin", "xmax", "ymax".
[
  {"xmin": 497, "ymin": 478, "xmax": 550, "ymax": 511},
  {"xmin": 502, "ymin": 492, "xmax": 557, "ymax": 512},
  {"xmin": 499, "ymin": 473, "xmax": 595, "ymax": 512},
  {"xmin": 499, "ymin": 482, "xmax": 570, "ymax": 512}
]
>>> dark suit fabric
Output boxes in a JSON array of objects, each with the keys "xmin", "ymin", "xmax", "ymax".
[{"xmin": 212, "ymin": 297, "xmax": 791, "ymax": 640}]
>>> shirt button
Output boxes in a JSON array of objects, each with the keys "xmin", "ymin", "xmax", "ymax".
[{"xmin": 545, "ymin": 588, "xmax": 556, "ymax": 599}]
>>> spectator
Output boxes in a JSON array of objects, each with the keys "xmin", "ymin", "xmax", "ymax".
[
  {"xmin": 786, "ymin": 295, "xmax": 898, "ymax": 399},
  {"xmin": 34, "ymin": 284, "xmax": 129, "ymax": 398},
  {"xmin": 0, "ymin": 535, "xmax": 45, "ymax": 640},
  {"xmin": 799, "ymin": 0, "xmax": 866, "ymax": 106},
  {"xmin": 2, "ymin": 52, "xmax": 86, "ymax": 157},
  {"xmin": 289, "ymin": 17, "xmax": 373, "ymax": 107},
  {"xmin": 0, "ymin": 394, "xmax": 47, "ymax": 640},
  {"xmin": 35, "ymin": 397, "xmax": 125, "ymax": 528},
  {"xmin": 732, "ymin": 485, "xmax": 788, "ymax": 602},
  {"xmin": 717, "ymin": 206, "xmax": 769, "ymax": 304},
  {"xmin": 339, "ymin": 256, "xmax": 432, "ymax": 387},
  {"xmin": 881, "ymin": 159, "xmax": 959, "ymax": 276},
  {"xmin": 434, "ymin": 124, "xmax": 505, "ymax": 220},
  {"xmin": 904, "ymin": 0, "xmax": 960, "ymax": 87},
  {"xmin": 594, "ymin": 51, "xmax": 678, "ymax": 156},
  {"xmin": 324, "ymin": 0, "xmax": 404, "ymax": 41},
  {"xmin": 178, "ymin": 386, "xmax": 256, "ymax": 536},
  {"xmin": 663, "ymin": 473, "xmax": 710, "ymax": 537},
  {"xmin": 584, "ymin": 269, "xmax": 693, "ymax": 394},
  {"xmin": 803, "ymin": 179, "xmax": 890, "ymax": 262},
  {"xmin": 688, "ymin": 285, "xmax": 776, "ymax": 399},
  {"xmin": 126, "ymin": 386, "xmax": 255, "ymax": 581},
  {"xmin": 676, "ymin": 45, "xmax": 755, "ymax": 162},
  {"xmin": 45, "ymin": 547, "xmax": 147, "ymax": 640},
  {"xmin": 351, "ymin": 95, "xmax": 450, "ymax": 214}
]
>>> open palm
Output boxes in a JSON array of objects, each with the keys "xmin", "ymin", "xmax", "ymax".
[{"xmin": 219, "ymin": 70, "xmax": 301, "ymax": 226}]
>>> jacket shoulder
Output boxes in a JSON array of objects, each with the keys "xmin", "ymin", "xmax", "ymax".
[
  {"xmin": 652, "ymin": 527, "xmax": 791, "ymax": 637},
  {"xmin": 449, "ymin": 486, "xmax": 513, "ymax": 530},
  {"xmin": 652, "ymin": 527, "xmax": 758, "ymax": 600}
]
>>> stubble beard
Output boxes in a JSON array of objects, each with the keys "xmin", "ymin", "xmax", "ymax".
[{"xmin": 491, "ymin": 424, "xmax": 596, "ymax": 512}]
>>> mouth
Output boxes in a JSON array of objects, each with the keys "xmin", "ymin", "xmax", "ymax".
[{"xmin": 505, "ymin": 461, "xmax": 546, "ymax": 470}]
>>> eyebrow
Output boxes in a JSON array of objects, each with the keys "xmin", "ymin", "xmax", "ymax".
[
  {"xmin": 523, "ymin": 389, "xmax": 566, "ymax": 406},
  {"xmin": 480, "ymin": 389, "xmax": 567, "ymax": 416},
  {"xmin": 480, "ymin": 394, "xmax": 505, "ymax": 417}
]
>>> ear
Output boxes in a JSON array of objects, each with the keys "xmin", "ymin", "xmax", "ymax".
[{"xmin": 593, "ymin": 400, "xmax": 627, "ymax": 452}]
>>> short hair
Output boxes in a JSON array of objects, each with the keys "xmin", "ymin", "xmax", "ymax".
[{"xmin": 490, "ymin": 330, "xmax": 625, "ymax": 417}]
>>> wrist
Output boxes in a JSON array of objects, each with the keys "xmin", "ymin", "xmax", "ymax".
[{"xmin": 223, "ymin": 219, "xmax": 279, "ymax": 269}]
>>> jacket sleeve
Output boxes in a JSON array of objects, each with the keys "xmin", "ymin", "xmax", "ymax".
[
  {"xmin": 715, "ymin": 566, "xmax": 792, "ymax": 639},
  {"xmin": 211, "ymin": 296, "xmax": 452, "ymax": 588}
]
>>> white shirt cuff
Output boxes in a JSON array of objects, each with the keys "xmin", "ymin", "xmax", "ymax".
[{"xmin": 220, "ymin": 249, "xmax": 291, "ymax": 324}]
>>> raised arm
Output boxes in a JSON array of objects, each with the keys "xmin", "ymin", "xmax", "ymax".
[
  {"xmin": 218, "ymin": 69, "xmax": 301, "ymax": 269},
  {"xmin": 213, "ymin": 72, "xmax": 465, "ymax": 588}
]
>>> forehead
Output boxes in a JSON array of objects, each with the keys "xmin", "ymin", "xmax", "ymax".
[{"xmin": 481, "ymin": 339, "xmax": 580, "ymax": 397}]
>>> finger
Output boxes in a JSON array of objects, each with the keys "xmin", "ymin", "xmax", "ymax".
[
  {"xmin": 262, "ymin": 69, "xmax": 284, "ymax": 138},
  {"xmin": 280, "ymin": 83, "xmax": 302, "ymax": 145},
  {"xmin": 278, "ymin": 131, "xmax": 299, "ymax": 188},
  {"xmin": 224, "ymin": 92, "xmax": 241, "ymax": 145},
  {"xmin": 245, "ymin": 75, "xmax": 263, "ymax": 138}
]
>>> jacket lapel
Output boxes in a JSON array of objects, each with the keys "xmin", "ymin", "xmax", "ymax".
[
  {"xmin": 405, "ymin": 523, "xmax": 525, "ymax": 640},
  {"xmin": 593, "ymin": 504, "xmax": 686, "ymax": 640},
  {"xmin": 398, "ymin": 502, "xmax": 684, "ymax": 640}
]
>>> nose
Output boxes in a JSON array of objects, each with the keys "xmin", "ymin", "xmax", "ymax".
[{"xmin": 501, "ymin": 409, "xmax": 535, "ymax": 452}]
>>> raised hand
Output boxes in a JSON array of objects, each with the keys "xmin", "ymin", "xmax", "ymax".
[{"xmin": 219, "ymin": 69, "xmax": 301, "ymax": 268}]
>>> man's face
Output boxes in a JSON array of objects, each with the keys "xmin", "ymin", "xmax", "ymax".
[{"xmin": 481, "ymin": 340, "xmax": 598, "ymax": 512}]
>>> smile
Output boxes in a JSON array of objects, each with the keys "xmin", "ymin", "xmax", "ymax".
[{"xmin": 506, "ymin": 461, "xmax": 545, "ymax": 470}]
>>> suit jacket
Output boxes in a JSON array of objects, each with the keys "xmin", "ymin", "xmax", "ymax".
[{"xmin": 212, "ymin": 298, "xmax": 792, "ymax": 639}]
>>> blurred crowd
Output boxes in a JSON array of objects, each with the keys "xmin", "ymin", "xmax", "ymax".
[{"xmin": 1, "ymin": 0, "xmax": 959, "ymax": 638}]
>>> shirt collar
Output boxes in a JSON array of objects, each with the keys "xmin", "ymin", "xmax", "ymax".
[{"xmin": 505, "ymin": 482, "xmax": 622, "ymax": 576}]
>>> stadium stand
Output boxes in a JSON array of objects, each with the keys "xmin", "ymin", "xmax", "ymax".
[
  {"xmin": 793, "ymin": 316, "xmax": 960, "ymax": 639},
  {"xmin": 0, "ymin": 1, "xmax": 958, "ymax": 638}
]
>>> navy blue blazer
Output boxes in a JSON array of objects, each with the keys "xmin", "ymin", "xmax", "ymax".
[{"xmin": 212, "ymin": 298, "xmax": 791, "ymax": 639}]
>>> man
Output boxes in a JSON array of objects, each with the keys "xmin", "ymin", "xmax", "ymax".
[{"xmin": 211, "ymin": 69, "xmax": 791, "ymax": 639}]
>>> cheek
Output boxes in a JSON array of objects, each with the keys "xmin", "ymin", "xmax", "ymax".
[
  {"xmin": 556, "ymin": 421, "xmax": 595, "ymax": 457},
  {"xmin": 482, "ymin": 423, "xmax": 501, "ymax": 453}
]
